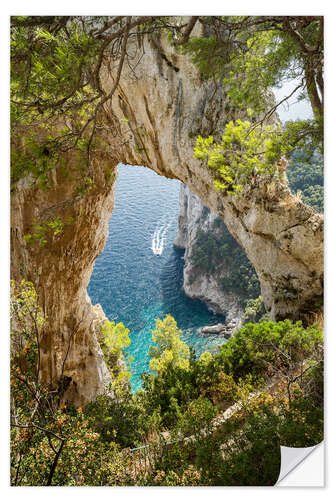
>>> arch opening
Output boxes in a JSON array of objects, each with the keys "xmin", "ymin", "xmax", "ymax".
[{"xmin": 87, "ymin": 164, "xmax": 226, "ymax": 390}]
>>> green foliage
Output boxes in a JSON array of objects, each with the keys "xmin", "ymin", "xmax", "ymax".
[
  {"xmin": 10, "ymin": 280, "xmax": 132, "ymax": 486},
  {"xmin": 200, "ymin": 399, "xmax": 282, "ymax": 486},
  {"xmin": 10, "ymin": 19, "xmax": 104, "ymax": 185},
  {"xmin": 24, "ymin": 217, "xmax": 65, "ymax": 246},
  {"xmin": 100, "ymin": 320, "xmax": 131, "ymax": 385},
  {"xmin": 10, "ymin": 133, "xmax": 62, "ymax": 187},
  {"xmin": 242, "ymin": 295, "xmax": 269, "ymax": 324},
  {"xmin": 101, "ymin": 320, "xmax": 131, "ymax": 359},
  {"xmin": 189, "ymin": 228, "xmax": 224, "ymax": 273},
  {"xmin": 142, "ymin": 363, "xmax": 198, "ymax": 429},
  {"xmin": 11, "ymin": 296, "xmax": 323, "ymax": 485},
  {"xmin": 287, "ymin": 151, "xmax": 323, "ymax": 212},
  {"xmin": 85, "ymin": 387, "xmax": 158, "ymax": 448},
  {"xmin": 215, "ymin": 319, "xmax": 323, "ymax": 382},
  {"xmin": 301, "ymin": 185, "xmax": 324, "ymax": 212},
  {"xmin": 143, "ymin": 323, "xmax": 323, "ymax": 485},
  {"xmin": 149, "ymin": 315, "xmax": 190, "ymax": 374},
  {"xmin": 182, "ymin": 27, "xmax": 293, "ymax": 115},
  {"xmin": 222, "ymin": 29, "xmax": 300, "ymax": 114},
  {"xmin": 278, "ymin": 393, "xmax": 323, "ymax": 447},
  {"xmin": 10, "ymin": 14, "xmax": 325, "ymax": 484},
  {"xmin": 179, "ymin": 36, "xmax": 228, "ymax": 79},
  {"xmin": 11, "ymin": 20, "xmax": 101, "ymax": 119},
  {"xmin": 194, "ymin": 120, "xmax": 280, "ymax": 194},
  {"xmin": 189, "ymin": 225, "xmax": 260, "ymax": 304},
  {"xmin": 10, "ymin": 279, "xmax": 45, "ymax": 330},
  {"xmin": 10, "ymin": 404, "xmax": 131, "ymax": 486},
  {"xmin": 182, "ymin": 17, "xmax": 322, "ymax": 124},
  {"xmin": 176, "ymin": 396, "xmax": 216, "ymax": 438},
  {"xmin": 10, "ymin": 279, "xmax": 45, "ymax": 379},
  {"xmin": 184, "ymin": 17, "xmax": 323, "ymax": 195},
  {"xmin": 199, "ymin": 350, "xmax": 213, "ymax": 364}
]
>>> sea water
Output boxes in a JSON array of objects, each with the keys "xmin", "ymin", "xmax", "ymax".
[{"xmin": 88, "ymin": 164, "xmax": 226, "ymax": 391}]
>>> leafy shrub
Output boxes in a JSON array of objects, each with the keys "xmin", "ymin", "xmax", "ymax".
[
  {"xmin": 242, "ymin": 295, "xmax": 269, "ymax": 324},
  {"xmin": 215, "ymin": 319, "xmax": 323, "ymax": 382},
  {"xmin": 149, "ymin": 315, "xmax": 190, "ymax": 374},
  {"xmin": 100, "ymin": 319, "xmax": 131, "ymax": 385},
  {"xmin": 11, "ymin": 290, "xmax": 324, "ymax": 486}
]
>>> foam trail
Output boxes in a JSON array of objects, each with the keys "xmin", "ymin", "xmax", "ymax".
[
  {"xmin": 151, "ymin": 224, "xmax": 164, "ymax": 254},
  {"xmin": 152, "ymin": 220, "xmax": 171, "ymax": 255},
  {"xmin": 159, "ymin": 223, "xmax": 171, "ymax": 253}
]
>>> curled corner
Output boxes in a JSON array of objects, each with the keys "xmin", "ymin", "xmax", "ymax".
[{"xmin": 275, "ymin": 442, "xmax": 324, "ymax": 485}]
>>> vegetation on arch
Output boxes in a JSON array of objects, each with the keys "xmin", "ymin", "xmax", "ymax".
[
  {"xmin": 100, "ymin": 319, "xmax": 132, "ymax": 386},
  {"xmin": 183, "ymin": 16, "xmax": 323, "ymax": 194},
  {"xmin": 194, "ymin": 118, "xmax": 285, "ymax": 194},
  {"xmin": 10, "ymin": 16, "xmax": 200, "ymax": 187},
  {"xmin": 11, "ymin": 16, "xmax": 323, "ymax": 192}
]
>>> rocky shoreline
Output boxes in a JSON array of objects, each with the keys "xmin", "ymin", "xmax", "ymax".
[{"xmin": 174, "ymin": 184, "xmax": 244, "ymax": 327}]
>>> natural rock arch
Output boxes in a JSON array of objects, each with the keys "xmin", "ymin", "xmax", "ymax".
[{"xmin": 10, "ymin": 32, "xmax": 323, "ymax": 405}]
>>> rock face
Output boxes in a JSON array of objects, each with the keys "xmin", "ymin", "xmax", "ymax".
[
  {"xmin": 174, "ymin": 184, "xmax": 244, "ymax": 328},
  {"xmin": 11, "ymin": 24, "xmax": 324, "ymax": 404},
  {"xmin": 11, "ymin": 153, "xmax": 116, "ymax": 406},
  {"xmin": 199, "ymin": 323, "xmax": 235, "ymax": 338},
  {"xmin": 200, "ymin": 324, "xmax": 225, "ymax": 334}
]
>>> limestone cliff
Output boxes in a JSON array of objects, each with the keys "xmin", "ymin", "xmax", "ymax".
[
  {"xmin": 11, "ymin": 153, "xmax": 117, "ymax": 405},
  {"xmin": 11, "ymin": 23, "xmax": 324, "ymax": 404},
  {"xmin": 174, "ymin": 184, "xmax": 245, "ymax": 327}
]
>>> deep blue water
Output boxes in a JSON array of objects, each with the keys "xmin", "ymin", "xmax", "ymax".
[{"xmin": 88, "ymin": 165, "xmax": 226, "ymax": 391}]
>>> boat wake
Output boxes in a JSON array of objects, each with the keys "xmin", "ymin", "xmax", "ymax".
[{"xmin": 151, "ymin": 220, "xmax": 171, "ymax": 255}]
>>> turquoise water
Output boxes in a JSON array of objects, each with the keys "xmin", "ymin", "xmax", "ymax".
[{"xmin": 88, "ymin": 165, "xmax": 226, "ymax": 390}]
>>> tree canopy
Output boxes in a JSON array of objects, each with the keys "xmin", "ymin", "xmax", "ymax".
[{"xmin": 149, "ymin": 315, "xmax": 190, "ymax": 374}]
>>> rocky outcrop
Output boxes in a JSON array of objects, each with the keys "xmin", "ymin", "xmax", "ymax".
[
  {"xmin": 11, "ymin": 22, "xmax": 324, "ymax": 404},
  {"xmin": 199, "ymin": 322, "xmax": 235, "ymax": 338},
  {"xmin": 10, "ymin": 152, "xmax": 116, "ymax": 406},
  {"xmin": 174, "ymin": 184, "xmax": 244, "ymax": 328}
]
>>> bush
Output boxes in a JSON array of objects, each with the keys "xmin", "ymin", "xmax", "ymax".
[
  {"xmin": 215, "ymin": 319, "xmax": 323, "ymax": 382},
  {"xmin": 149, "ymin": 315, "xmax": 190, "ymax": 374},
  {"xmin": 242, "ymin": 295, "xmax": 269, "ymax": 324}
]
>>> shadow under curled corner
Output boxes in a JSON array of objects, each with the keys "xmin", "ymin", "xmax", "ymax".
[{"xmin": 275, "ymin": 441, "xmax": 324, "ymax": 486}]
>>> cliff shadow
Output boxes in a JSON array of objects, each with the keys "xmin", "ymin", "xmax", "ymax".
[{"xmin": 159, "ymin": 246, "xmax": 225, "ymax": 331}]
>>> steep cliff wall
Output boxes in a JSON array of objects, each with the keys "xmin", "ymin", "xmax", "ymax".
[
  {"xmin": 11, "ymin": 152, "xmax": 117, "ymax": 405},
  {"xmin": 174, "ymin": 184, "xmax": 245, "ymax": 327},
  {"xmin": 11, "ymin": 26, "xmax": 324, "ymax": 404}
]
